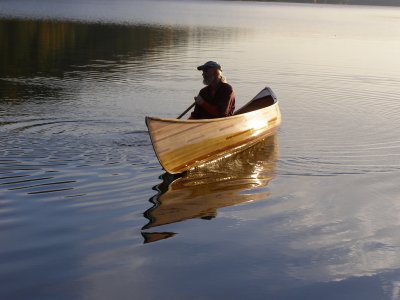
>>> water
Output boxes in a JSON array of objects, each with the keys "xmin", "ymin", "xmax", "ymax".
[{"xmin": 1, "ymin": 1, "xmax": 400, "ymax": 299}]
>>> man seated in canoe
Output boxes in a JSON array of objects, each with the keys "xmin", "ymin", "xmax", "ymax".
[{"xmin": 189, "ymin": 61, "xmax": 236, "ymax": 119}]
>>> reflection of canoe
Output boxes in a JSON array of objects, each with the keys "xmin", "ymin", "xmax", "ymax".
[
  {"xmin": 141, "ymin": 232, "xmax": 176, "ymax": 244},
  {"xmin": 142, "ymin": 136, "xmax": 278, "ymax": 237},
  {"xmin": 145, "ymin": 87, "xmax": 281, "ymax": 174}
]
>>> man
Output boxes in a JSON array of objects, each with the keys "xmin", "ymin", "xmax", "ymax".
[{"xmin": 189, "ymin": 61, "xmax": 235, "ymax": 119}]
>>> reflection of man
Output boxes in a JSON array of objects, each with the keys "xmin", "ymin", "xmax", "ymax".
[{"xmin": 189, "ymin": 61, "xmax": 235, "ymax": 119}]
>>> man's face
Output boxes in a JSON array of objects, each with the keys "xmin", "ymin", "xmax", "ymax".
[{"xmin": 202, "ymin": 68, "xmax": 216, "ymax": 85}]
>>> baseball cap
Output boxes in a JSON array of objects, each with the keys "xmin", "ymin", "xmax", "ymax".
[{"xmin": 197, "ymin": 61, "xmax": 222, "ymax": 71}]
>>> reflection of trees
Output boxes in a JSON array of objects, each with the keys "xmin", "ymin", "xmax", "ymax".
[
  {"xmin": 142, "ymin": 135, "xmax": 279, "ymax": 243},
  {"xmin": 0, "ymin": 18, "xmax": 240, "ymax": 100},
  {"xmin": 0, "ymin": 19, "xmax": 190, "ymax": 78}
]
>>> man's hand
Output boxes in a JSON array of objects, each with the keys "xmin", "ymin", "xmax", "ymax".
[{"xmin": 194, "ymin": 95, "xmax": 205, "ymax": 106}]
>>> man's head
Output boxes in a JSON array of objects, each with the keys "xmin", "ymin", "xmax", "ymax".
[{"xmin": 197, "ymin": 61, "xmax": 224, "ymax": 86}]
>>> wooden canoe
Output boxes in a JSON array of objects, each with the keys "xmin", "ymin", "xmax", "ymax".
[{"xmin": 145, "ymin": 86, "xmax": 281, "ymax": 174}]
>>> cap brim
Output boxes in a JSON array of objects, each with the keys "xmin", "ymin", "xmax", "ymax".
[{"xmin": 197, "ymin": 65, "xmax": 220, "ymax": 71}]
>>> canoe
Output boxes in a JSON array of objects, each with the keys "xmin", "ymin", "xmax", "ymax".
[{"xmin": 145, "ymin": 86, "xmax": 281, "ymax": 174}]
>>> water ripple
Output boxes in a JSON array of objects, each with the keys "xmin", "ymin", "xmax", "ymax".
[{"xmin": 274, "ymin": 67, "xmax": 400, "ymax": 176}]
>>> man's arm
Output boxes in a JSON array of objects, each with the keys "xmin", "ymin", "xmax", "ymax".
[
  {"xmin": 219, "ymin": 92, "xmax": 235, "ymax": 117},
  {"xmin": 217, "ymin": 85, "xmax": 235, "ymax": 117},
  {"xmin": 194, "ymin": 95, "xmax": 219, "ymax": 117}
]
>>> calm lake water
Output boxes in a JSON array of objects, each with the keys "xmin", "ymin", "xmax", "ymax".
[{"xmin": 1, "ymin": 1, "xmax": 400, "ymax": 299}]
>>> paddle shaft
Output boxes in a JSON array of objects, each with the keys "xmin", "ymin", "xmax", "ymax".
[{"xmin": 177, "ymin": 102, "xmax": 195, "ymax": 119}]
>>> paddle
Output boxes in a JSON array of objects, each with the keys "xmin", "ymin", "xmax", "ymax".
[{"xmin": 177, "ymin": 102, "xmax": 195, "ymax": 119}]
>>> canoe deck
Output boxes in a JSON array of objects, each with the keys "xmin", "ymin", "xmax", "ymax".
[{"xmin": 146, "ymin": 87, "xmax": 281, "ymax": 174}]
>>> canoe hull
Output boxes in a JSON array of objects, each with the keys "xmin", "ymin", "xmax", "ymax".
[{"xmin": 146, "ymin": 89, "xmax": 281, "ymax": 174}]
